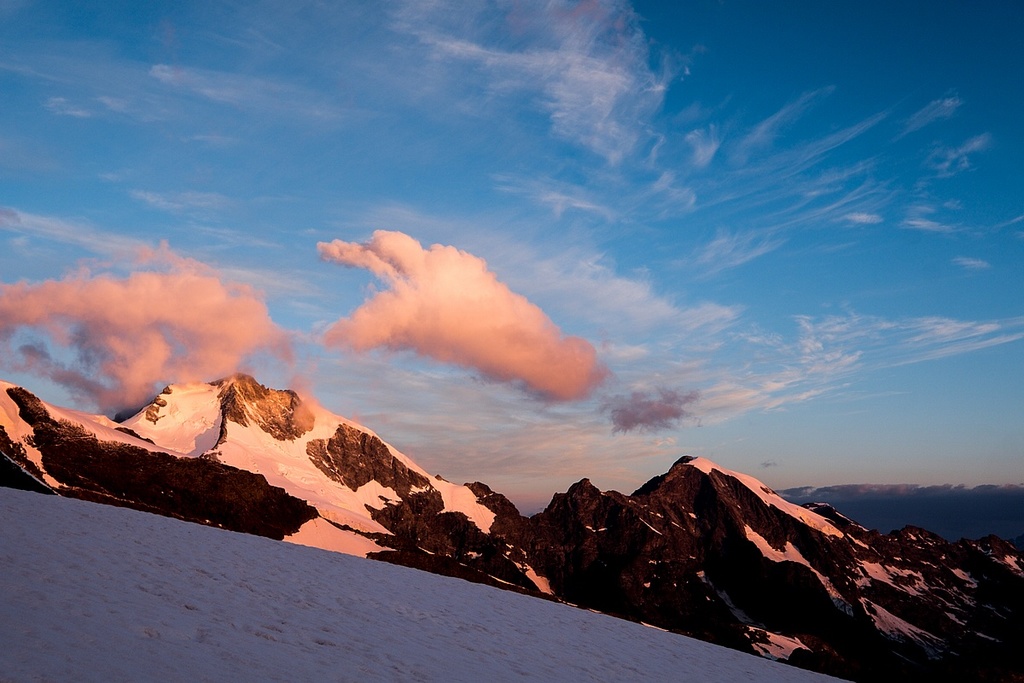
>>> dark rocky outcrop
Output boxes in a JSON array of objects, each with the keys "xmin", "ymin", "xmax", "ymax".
[
  {"xmin": 307, "ymin": 423, "xmax": 430, "ymax": 494},
  {"xmin": 0, "ymin": 421, "xmax": 47, "ymax": 484},
  {"xmin": 0, "ymin": 445, "xmax": 53, "ymax": 495},
  {"xmin": 503, "ymin": 457, "xmax": 1024, "ymax": 682},
  {"xmin": 214, "ymin": 374, "xmax": 315, "ymax": 442},
  {"xmin": 366, "ymin": 481, "xmax": 541, "ymax": 592},
  {"xmin": 302, "ymin": 420, "xmax": 542, "ymax": 592}
]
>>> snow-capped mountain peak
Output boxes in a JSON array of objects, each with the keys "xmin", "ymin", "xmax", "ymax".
[{"xmin": 2, "ymin": 376, "xmax": 506, "ymax": 561}]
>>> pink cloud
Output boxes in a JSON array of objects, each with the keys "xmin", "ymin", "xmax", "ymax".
[
  {"xmin": 318, "ymin": 231, "xmax": 607, "ymax": 401},
  {"xmin": 0, "ymin": 245, "xmax": 289, "ymax": 412}
]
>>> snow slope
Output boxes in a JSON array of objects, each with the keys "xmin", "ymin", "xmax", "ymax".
[{"xmin": 0, "ymin": 488, "xmax": 840, "ymax": 682}]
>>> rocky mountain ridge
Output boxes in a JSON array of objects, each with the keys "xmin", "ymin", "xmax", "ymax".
[{"xmin": 2, "ymin": 375, "xmax": 1022, "ymax": 682}]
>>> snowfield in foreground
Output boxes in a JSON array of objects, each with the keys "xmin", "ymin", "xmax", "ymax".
[{"xmin": 0, "ymin": 489, "xmax": 840, "ymax": 682}]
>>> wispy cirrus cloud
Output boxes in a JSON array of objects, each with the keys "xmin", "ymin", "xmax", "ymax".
[
  {"xmin": 514, "ymin": 251, "xmax": 740, "ymax": 335},
  {"xmin": 0, "ymin": 206, "xmax": 147, "ymax": 256},
  {"xmin": 899, "ymin": 93, "xmax": 962, "ymax": 137},
  {"xmin": 902, "ymin": 205, "xmax": 956, "ymax": 233},
  {"xmin": 730, "ymin": 87, "xmax": 835, "ymax": 164},
  {"xmin": 843, "ymin": 212, "xmax": 883, "ymax": 225},
  {"xmin": 685, "ymin": 125, "xmax": 721, "ymax": 168},
  {"xmin": 688, "ymin": 310, "xmax": 1024, "ymax": 423},
  {"xmin": 692, "ymin": 229, "xmax": 785, "ymax": 276},
  {"xmin": 690, "ymin": 112, "xmax": 888, "ymax": 236},
  {"xmin": 952, "ymin": 256, "xmax": 990, "ymax": 271},
  {"xmin": 790, "ymin": 312, "xmax": 1024, "ymax": 372},
  {"xmin": 43, "ymin": 96, "xmax": 91, "ymax": 118},
  {"xmin": 927, "ymin": 133, "xmax": 992, "ymax": 177},
  {"xmin": 648, "ymin": 171, "xmax": 697, "ymax": 214},
  {"xmin": 902, "ymin": 217, "xmax": 954, "ymax": 233},
  {"xmin": 130, "ymin": 189, "xmax": 232, "ymax": 215},
  {"xmin": 394, "ymin": 0, "xmax": 668, "ymax": 165},
  {"xmin": 148, "ymin": 63, "xmax": 344, "ymax": 121},
  {"xmin": 493, "ymin": 175, "xmax": 616, "ymax": 220},
  {"xmin": 995, "ymin": 214, "xmax": 1024, "ymax": 229}
]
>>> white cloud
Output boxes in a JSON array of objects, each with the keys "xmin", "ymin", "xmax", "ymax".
[
  {"xmin": 995, "ymin": 213, "xmax": 1024, "ymax": 229},
  {"xmin": 684, "ymin": 310, "xmax": 1024, "ymax": 424},
  {"xmin": 952, "ymin": 256, "xmax": 990, "ymax": 271},
  {"xmin": 927, "ymin": 133, "xmax": 992, "ymax": 177},
  {"xmin": 396, "ymin": 0, "xmax": 667, "ymax": 165},
  {"xmin": 95, "ymin": 95, "xmax": 129, "ymax": 112},
  {"xmin": 44, "ymin": 96, "xmax": 91, "ymax": 117},
  {"xmin": 791, "ymin": 312, "xmax": 1023, "ymax": 372},
  {"xmin": 900, "ymin": 94, "xmax": 962, "ymax": 137},
  {"xmin": 149, "ymin": 64, "xmax": 344, "ymax": 121},
  {"xmin": 685, "ymin": 125, "xmax": 721, "ymax": 167},
  {"xmin": 0, "ymin": 206, "xmax": 147, "ymax": 256},
  {"xmin": 493, "ymin": 175, "xmax": 616, "ymax": 220},
  {"xmin": 901, "ymin": 205, "xmax": 955, "ymax": 233},
  {"xmin": 130, "ymin": 189, "xmax": 232, "ymax": 214},
  {"xmin": 731, "ymin": 87, "xmax": 834, "ymax": 164},
  {"xmin": 902, "ymin": 217, "xmax": 954, "ymax": 233},
  {"xmin": 693, "ymin": 229, "xmax": 785, "ymax": 275},
  {"xmin": 843, "ymin": 212, "xmax": 883, "ymax": 225}
]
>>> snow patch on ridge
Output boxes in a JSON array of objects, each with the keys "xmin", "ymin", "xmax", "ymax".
[
  {"xmin": 525, "ymin": 567, "xmax": 553, "ymax": 595},
  {"xmin": 860, "ymin": 598, "xmax": 943, "ymax": 657},
  {"xmin": 431, "ymin": 477, "xmax": 496, "ymax": 533},
  {"xmin": 744, "ymin": 526, "xmax": 849, "ymax": 612},
  {"xmin": 995, "ymin": 554, "xmax": 1024, "ymax": 577},
  {"xmin": 285, "ymin": 518, "xmax": 385, "ymax": 557},
  {"xmin": 856, "ymin": 561, "xmax": 925, "ymax": 595},
  {"xmin": 46, "ymin": 402, "xmax": 171, "ymax": 454},
  {"xmin": 121, "ymin": 382, "xmax": 222, "ymax": 456},
  {"xmin": 685, "ymin": 457, "xmax": 843, "ymax": 537},
  {"xmin": 0, "ymin": 383, "xmax": 55, "ymax": 485},
  {"xmin": 747, "ymin": 627, "xmax": 810, "ymax": 662},
  {"xmin": 213, "ymin": 418, "xmax": 393, "ymax": 535}
]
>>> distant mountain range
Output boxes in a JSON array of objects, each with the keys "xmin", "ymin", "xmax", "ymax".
[{"xmin": 2, "ymin": 375, "xmax": 1022, "ymax": 682}]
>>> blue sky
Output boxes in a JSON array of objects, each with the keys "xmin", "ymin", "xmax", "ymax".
[{"xmin": 1, "ymin": 0, "xmax": 1021, "ymax": 513}]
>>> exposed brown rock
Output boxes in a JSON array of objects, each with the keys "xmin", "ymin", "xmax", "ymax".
[
  {"xmin": 306, "ymin": 423, "xmax": 429, "ymax": 494},
  {"xmin": 215, "ymin": 374, "xmax": 315, "ymax": 441}
]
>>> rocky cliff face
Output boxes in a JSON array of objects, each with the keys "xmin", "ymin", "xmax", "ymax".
[
  {"xmin": 213, "ymin": 374, "xmax": 315, "ymax": 442},
  {"xmin": 1, "ymin": 377, "xmax": 1022, "ymax": 682},
  {"xmin": 511, "ymin": 457, "xmax": 1024, "ymax": 682}
]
